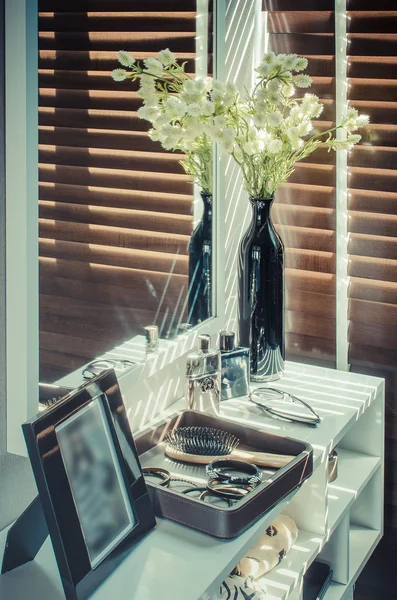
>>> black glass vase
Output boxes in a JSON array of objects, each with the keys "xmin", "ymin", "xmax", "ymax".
[
  {"xmin": 238, "ymin": 197, "xmax": 285, "ymax": 381},
  {"xmin": 188, "ymin": 192, "xmax": 212, "ymax": 326}
]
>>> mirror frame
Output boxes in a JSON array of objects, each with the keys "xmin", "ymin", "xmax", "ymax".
[{"xmin": 5, "ymin": 0, "xmax": 227, "ymax": 455}]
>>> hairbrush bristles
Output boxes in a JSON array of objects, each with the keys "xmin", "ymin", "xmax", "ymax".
[{"xmin": 165, "ymin": 427, "xmax": 239, "ymax": 457}]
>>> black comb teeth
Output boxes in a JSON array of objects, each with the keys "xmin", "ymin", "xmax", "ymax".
[{"xmin": 165, "ymin": 427, "xmax": 239, "ymax": 456}]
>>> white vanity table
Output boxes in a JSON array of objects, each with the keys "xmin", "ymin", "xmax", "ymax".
[{"xmin": 0, "ymin": 362, "xmax": 384, "ymax": 600}]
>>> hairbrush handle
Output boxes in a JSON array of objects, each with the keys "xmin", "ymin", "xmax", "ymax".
[
  {"xmin": 230, "ymin": 448, "xmax": 293, "ymax": 468},
  {"xmin": 164, "ymin": 445, "xmax": 294, "ymax": 469}
]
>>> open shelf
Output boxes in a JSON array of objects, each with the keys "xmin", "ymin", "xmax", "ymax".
[
  {"xmin": 256, "ymin": 529, "xmax": 322, "ymax": 599},
  {"xmin": 324, "ymin": 526, "xmax": 381, "ymax": 600},
  {"xmin": 327, "ymin": 449, "xmax": 381, "ymax": 536},
  {"xmin": 349, "ymin": 525, "xmax": 381, "ymax": 582}
]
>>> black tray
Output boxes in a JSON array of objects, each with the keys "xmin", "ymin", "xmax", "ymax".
[{"xmin": 135, "ymin": 410, "xmax": 313, "ymax": 539}]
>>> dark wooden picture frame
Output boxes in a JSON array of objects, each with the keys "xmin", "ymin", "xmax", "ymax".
[{"xmin": 22, "ymin": 369, "xmax": 156, "ymax": 600}]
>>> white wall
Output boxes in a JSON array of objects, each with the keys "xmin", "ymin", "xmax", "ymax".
[
  {"xmin": 0, "ymin": 0, "xmax": 37, "ymax": 530},
  {"xmin": 221, "ymin": 0, "xmax": 261, "ymax": 331}
]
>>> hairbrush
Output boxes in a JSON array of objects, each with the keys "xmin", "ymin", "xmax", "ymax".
[{"xmin": 164, "ymin": 427, "xmax": 294, "ymax": 469}]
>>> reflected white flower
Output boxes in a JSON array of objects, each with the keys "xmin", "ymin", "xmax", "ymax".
[
  {"xmin": 157, "ymin": 48, "xmax": 176, "ymax": 66},
  {"xmin": 111, "ymin": 69, "xmax": 128, "ymax": 82},
  {"xmin": 282, "ymin": 83, "xmax": 295, "ymax": 98},
  {"xmin": 294, "ymin": 57, "xmax": 308, "ymax": 72},
  {"xmin": 164, "ymin": 96, "xmax": 187, "ymax": 118},
  {"xmin": 143, "ymin": 57, "xmax": 163, "ymax": 75},
  {"xmin": 201, "ymin": 100, "xmax": 216, "ymax": 116},
  {"xmin": 255, "ymin": 62, "xmax": 272, "ymax": 77},
  {"xmin": 137, "ymin": 105, "xmax": 160, "ymax": 122},
  {"xmin": 294, "ymin": 74, "xmax": 312, "ymax": 88},
  {"xmin": 117, "ymin": 51, "xmax": 135, "ymax": 68},
  {"xmin": 282, "ymin": 54, "xmax": 298, "ymax": 71},
  {"xmin": 186, "ymin": 102, "xmax": 204, "ymax": 117},
  {"xmin": 262, "ymin": 51, "xmax": 277, "ymax": 67}
]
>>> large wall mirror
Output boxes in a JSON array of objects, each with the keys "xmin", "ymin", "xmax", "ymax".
[{"xmin": 38, "ymin": 1, "xmax": 215, "ymax": 384}]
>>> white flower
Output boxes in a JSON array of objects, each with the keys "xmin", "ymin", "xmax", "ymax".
[
  {"xmin": 142, "ymin": 91, "xmax": 159, "ymax": 107},
  {"xmin": 294, "ymin": 74, "xmax": 312, "ymax": 88},
  {"xmin": 294, "ymin": 57, "xmax": 308, "ymax": 72},
  {"xmin": 267, "ymin": 111, "xmax": 283, "ymax": 127},
  {"xmin": 296, "ymin": 121, "xmax": 313, "ymax": 136},
  {"xmin": 256, "ymin": 86, "xmax": 268, "ymax": 101},
  {"xmin": 153, "ymin": 114, "xmax": 171, "ymax": 128},
  {"xmin": 283, "ymin": 71, "xmax": 293, "ymax": 82},
  {"xmin": 212, "ymin": 126, "xmax": 235, "ymax": 152},
  {"xmin": 186, "ymin": 102, "xmax": 204, "ymax": 117},
  {"xmin": 163, "ymin": 96, "xmax": 187, "ymax": 118},
  {"xmin": 213, "ymin": 115, "xmax": 228, "ymax": 129},
  {"xmin": 286, "ymin": 127, "xmax": 304, "ymax": 149},
  {"xmin": 200, "ymin": 99, "xmax": 215, "ymax": 116},
  {"xmin": 328, "ymin": 134, "xmax": 361, "ymax": 151},
  {"xmin": 157, "ymin": 48, "xmax": 176, "ymax": 66},
  {"xmin": 136, "ymin": 74, "xmax": 156, "ymax": 98},
  {"xmin": 255, "ymin": 62, "xmax": 272, "ymax": 77},
  {"xmin": 143, "ymin": 57, "xmax": 163, "ymax": 75},
  {"xmin": 355, "ymin": 114, "xmax": 370, "ymax": 128},
  {"xmin": 181, "ymin": 78, "xmax": 207, "ymax": 103},
  {"xmin": 268, "ymin": 139, "xmax": 283, "ymax": 154},
  {"xmin": 223, "ymin": 81, "xmax": 238, "ymax": 104},
  {"xmin": 282, "ymin": 83, "xmax": 295, "ymax": 98},
  {"xmin": 262, "ymin": 51, "xmax": 277, "ymax": 67},
  {"xmin": 253, "ymin": 112, "xmax": 267, "ymax": 127},
  {"xmin": 137, "ymin": 105, "xmax": 160, "ymax": 122},
  {"xmin": 211, "ymin": 80, "xmax": 227, "ymax": 102},
  {"xmin": 348, "ymin": 133, "xmax": 362, "ymax": 145},
  {"xmin": 344, "ymin": 108, "xmax": 370, "ymax": 131},
  {"xmin": 242, "ymin": 141, "xmax": 258, "ymax": 155},
  {"xmin": 281, "ymin": 54, "xmax": 298, "ymax": 71},
  {"xmin": 267, "ymin": 78, "xmax": 282, "ymax": 101},
  {"xmin": 183, "ymin": 117, "xmax": 205, "ymax": 138},
  {"xmin": 117, "ymin": 51, "xmax": 135, "ymax": 68},
  {"xmin": 301, "ymin": 94, "xmax": 323, "ymax": 118},
  {"xmin": 148, "ymin": 128, "xmax": 161, "ymax": 142},
  {"xmin": 111, "ymin": 68, "xmax": 128, "ymax": 82}
]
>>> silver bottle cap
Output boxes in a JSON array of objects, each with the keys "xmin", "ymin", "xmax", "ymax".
[
  {"xmin": 219, "ymin": 331, "xmax": 235, "ymax": 352},
  {"xmin": 144, "ymin": 325, "xmax": 158, "ymax": 343},
  {"xmin": 198, "ymin": 334, "xmax": 211, "ymax": 352}
]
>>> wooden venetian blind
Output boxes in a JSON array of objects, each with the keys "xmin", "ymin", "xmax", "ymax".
[
  {"xmin": 346, "ymin": 1, "xmax": 397, "ymax": 526},
  {"xmin": 266, "ymin": 1, "xmax": 337, "ymax": 367},
  {"xmin": 38, "ymin": 0, "xmax": 197, "ymax": 382}
]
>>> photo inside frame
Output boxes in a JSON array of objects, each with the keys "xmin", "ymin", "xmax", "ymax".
[{"xmin": 55, "ymin": 394, "xmax": 136, "ymax": 569}]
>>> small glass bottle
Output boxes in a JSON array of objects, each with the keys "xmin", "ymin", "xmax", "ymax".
[
  {"xmin": 186, "ymin": 334, "xmax": 220, "ymax": 415},
  {"xmin": 219, "ymin": 331, "xmax": 250, "ymax": 401}
]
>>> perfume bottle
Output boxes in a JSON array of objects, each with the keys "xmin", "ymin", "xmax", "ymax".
[
  {"xmin": 219, "ymin": 331, "xmax": 250, "ymax": 401},
  {"xmin": 144, "ymin": 325, "xmax": 159, "ymax": 355},
  {"xmin": 186, "ymin": 334, "xmax": 221, "ymax": 415}
]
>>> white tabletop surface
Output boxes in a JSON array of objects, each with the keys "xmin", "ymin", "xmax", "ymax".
[{"xmin": 0, "ymin": 362, "xmax": 383, "ymax": 600}]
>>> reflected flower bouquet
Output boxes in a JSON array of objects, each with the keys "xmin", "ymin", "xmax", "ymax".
[{"xmin": 112, "ymin": 49, "xmax": 214, "ymax": 193}]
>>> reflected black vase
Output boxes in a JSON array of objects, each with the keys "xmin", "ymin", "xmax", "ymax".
[
  {"xmin": 238, "ymin": 197, "xmax": 285, "ymax": 381},
  {"xmin": 188, "ymin": 192, "xmax": 212, "ymax": 326}
]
